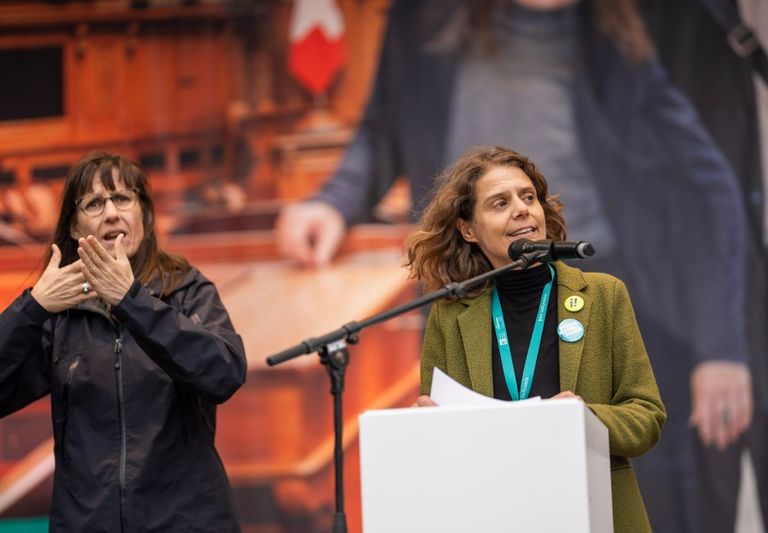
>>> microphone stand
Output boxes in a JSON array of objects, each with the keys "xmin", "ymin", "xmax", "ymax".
[{"xmin": 265, "ymin": 250, "xmax": 548, "ymax": 533}]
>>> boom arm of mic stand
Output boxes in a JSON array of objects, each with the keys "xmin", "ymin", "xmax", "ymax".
[{"xmin": 265, "ymin": 323, "xmax": 356, "ymax": 366}]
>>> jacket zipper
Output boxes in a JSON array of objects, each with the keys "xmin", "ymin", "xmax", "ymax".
[{"xmin": 114, "ymin": 332, "xmax": 127, "ymax": 533}]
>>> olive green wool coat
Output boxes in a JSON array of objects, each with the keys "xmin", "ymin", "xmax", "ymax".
[{"xmin": 420, "ymin": 261, "xmax": 666, "ymax": 533}]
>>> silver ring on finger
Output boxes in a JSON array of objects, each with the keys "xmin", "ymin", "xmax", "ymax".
[{"xmin": 82, "ymin": 282, "xmax": 91, "ymax": 294}]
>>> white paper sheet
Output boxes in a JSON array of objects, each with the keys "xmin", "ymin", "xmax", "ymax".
[{"xmin": 429, "ymin": 367, "xmax": 541, "ymax": 407}]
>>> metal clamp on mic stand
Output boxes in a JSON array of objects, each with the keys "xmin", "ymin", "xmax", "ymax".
[{"xmin": 264, "ymin": 248, "xmax": 559, "ymax": 533}]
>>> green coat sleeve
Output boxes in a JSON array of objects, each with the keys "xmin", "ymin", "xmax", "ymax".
[
  {"xmin": 586, "ymin": 280, "xmax": 666, "ymax": 457},
  {"xmin": 420, "ymin": 302, "xmax": 446, "ymax": 395}
]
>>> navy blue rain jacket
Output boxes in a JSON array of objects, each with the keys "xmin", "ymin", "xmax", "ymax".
[{"xmin": 0, "ymin": 268, "xmax": 247, "ymax": 532}]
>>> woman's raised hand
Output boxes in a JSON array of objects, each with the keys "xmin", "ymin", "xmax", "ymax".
[
  {"xmin": 31, "ymin": 244, "xmax": 97, "ymax": 313},
  {"xmin": 77, "ymin": 234, "xmax": 135, "ymax": 306}
]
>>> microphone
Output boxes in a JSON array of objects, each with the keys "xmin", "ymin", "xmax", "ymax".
[{"xmin": 508, "ymin": 239, "xmax": 595, "ymax": 262}]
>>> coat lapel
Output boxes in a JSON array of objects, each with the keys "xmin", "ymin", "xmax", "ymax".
[
  {"xmin": 554, "ymin": 262, "xmax": 591, "ymax": 392},
  {"xmin": 456, "ymin": 292, "xmax": 494, "ymax": 397}
]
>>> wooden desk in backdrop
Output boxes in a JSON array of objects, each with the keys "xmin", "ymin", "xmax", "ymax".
[{"xmin": 0, "ymin": 225, "xmax": 423, "ymax": 533}]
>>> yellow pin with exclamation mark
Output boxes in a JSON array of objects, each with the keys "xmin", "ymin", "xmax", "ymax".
[{"xmin": 564, "ymin": 295, "xmax": 584, "ymax": 312}]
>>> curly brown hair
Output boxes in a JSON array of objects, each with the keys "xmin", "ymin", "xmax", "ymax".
[
  {"xmin": 44, "ymin": 151, "xmax": 190, "ymax": 297},
  {"xmin": 404, "ymin": 146, "xmax": 566, "ymax": 296}
]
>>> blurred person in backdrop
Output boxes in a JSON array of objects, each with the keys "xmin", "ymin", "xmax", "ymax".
[
  {"xmin": 642, "ymin": 0, "xmax": 768, "ymax": 530},
  {"xmin": 275, "ymin": 1, "xmax": 752, "ymax": 531},
  {"xmin": 0, "ymin": 152, "xmax": 247, "ymax": 532}
]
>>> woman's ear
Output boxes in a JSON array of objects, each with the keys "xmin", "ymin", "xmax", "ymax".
[
  {"xmin": 142, "ymin": 209, "xmax": 153, "ymax": 233},
  {"xmin": 456, "ymin": 218, "xmax": 477, "ymax": 243},
  {"xmin": 69, "ymin": 222, "xmax": 81, "ymax": 241}
]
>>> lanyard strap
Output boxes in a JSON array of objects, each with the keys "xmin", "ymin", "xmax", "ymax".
[{"xmin": 491, "ymin": 264, "xmax": 555, "ymax": 401}]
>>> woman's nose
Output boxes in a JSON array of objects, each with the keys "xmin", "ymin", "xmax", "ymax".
[
  {"xmin": 512, "ymin": 198, "xmax": 529, "ymax": 218},
  {"xmin": 102, "ymin": 198, "xmax": 120, "ymax": 218}
]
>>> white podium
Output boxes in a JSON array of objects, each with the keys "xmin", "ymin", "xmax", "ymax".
[{"xmin": 359, "ymin": 399, "xmax": 612, "ymax": 533}]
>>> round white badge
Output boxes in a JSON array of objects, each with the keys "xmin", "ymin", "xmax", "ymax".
[{"xmin": 557, "ymin": 319, "xmax": 585, "ymax": 343}]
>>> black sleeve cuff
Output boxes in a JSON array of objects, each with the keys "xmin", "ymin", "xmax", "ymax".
[{"xmin": 20, "ymin": 289, "xmax": 54, "ymax": 323}]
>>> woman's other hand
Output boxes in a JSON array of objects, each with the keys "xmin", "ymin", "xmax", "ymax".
[
  {"xmin": 551, "ymin": 390, "xmax": 583, "ymax": 401},
  {"xmin": 411, "ymin": 395, "xmax": 439, "ymax": 407},
  {"xmin": 78, "ymin": 234, "xmax": 135, "ymax": 306},
  {"xmin": 31, "ymin": 244, "xmax": 97, "ymax": 313}
]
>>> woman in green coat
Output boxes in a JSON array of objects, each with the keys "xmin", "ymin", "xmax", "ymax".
[{"xmin": 404, "ymin": 145, "xmax": 666, "ymax": 533}]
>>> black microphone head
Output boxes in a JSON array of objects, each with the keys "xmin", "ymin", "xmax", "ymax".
[
  {"xmin": 577, "ymin": 242, "xmax": 596, "ymax": 257},
  {"xmin": 507, "ymin": 238, "xmax": 533, "ymax": 260}
]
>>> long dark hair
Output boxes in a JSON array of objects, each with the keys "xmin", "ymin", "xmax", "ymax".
[
  {"xmin": 404, "ymin": 146, "xmax": 566, "ymax": 296},
  {"xmin": 45, "ymin": 151, "xmax": 190, "ymax": 296}
]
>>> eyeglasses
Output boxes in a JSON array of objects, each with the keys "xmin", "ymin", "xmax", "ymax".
[{"xmin": 76, "ymin": 188, "xmax": 140, "ymax": 217}]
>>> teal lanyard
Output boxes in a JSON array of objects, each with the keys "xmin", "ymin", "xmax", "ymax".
[{"xmin": 491, "ymin": 264, "xmax": 555, "ymax": 401}]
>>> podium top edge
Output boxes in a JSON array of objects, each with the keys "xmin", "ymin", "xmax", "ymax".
[{"xmin": 360, "ymin": 398, "xmax": 586, "ymax": 418}]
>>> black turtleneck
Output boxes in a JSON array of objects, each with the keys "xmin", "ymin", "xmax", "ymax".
[{"xmin": 491, "ymin": 264, "xmax": 560, "ymax": 400}]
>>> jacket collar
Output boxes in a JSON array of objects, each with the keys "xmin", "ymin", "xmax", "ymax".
[
  {"xmin": 75, "ymin": 297, "xmax": 114, "ymax": 321},
  {"xmin": 144, "ymin": 268, "xmax": 198, "ymax": 297},
  {"xmin": 554, "ymin": 262, "xmax": 591, "ymax": 392},
  {"xmin": 455, "ymin": 261, "xmax": 591, "ymax": 397}
]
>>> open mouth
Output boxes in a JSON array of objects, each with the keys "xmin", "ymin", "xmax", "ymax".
[
  {"xmin": 101, "ymin": 230, "xmax": 125, "ymax": 243},
  {"xmin": 507, "ymin": 226, "xmax": 536, "ymax": 238}
]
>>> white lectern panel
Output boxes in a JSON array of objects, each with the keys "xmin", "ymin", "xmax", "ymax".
[{"xmin": 359, "ymin": 399, "xmax": 612, "ymax": 533}]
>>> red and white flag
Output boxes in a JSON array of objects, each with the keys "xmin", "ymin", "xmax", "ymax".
[{"xmin": 288, "ymin": 0, "xmax": 346, "ymax": 96}]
